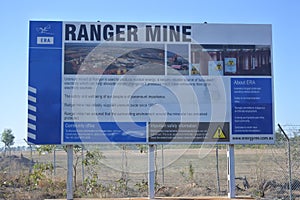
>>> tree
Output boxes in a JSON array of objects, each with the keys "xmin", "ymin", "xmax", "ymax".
[
  {"xmin": 82, "ymin": 148, "xmax": 105, "ymax": 194},
  {"xmin": 36, "ymin": 145, "xmax": 57, "ymax": 175},
  {"xmin": 1, "ymin": 129, "xmax": 15, "ymax": 157},
  {"xmin": 36, "ymin": 145, "xmax": 56, "ymax": 155}
]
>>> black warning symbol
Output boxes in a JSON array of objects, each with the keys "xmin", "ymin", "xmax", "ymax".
[{"xmin": 213, "ymin": 126, "xmax": 226, "ymax": 139}]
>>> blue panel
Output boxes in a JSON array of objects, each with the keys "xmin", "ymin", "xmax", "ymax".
[
  {"xmin": 28, "ymin": 21, "xmax": 62, "ymax": 144},
  {"xmin": 231, "ymin": 78, "xmax": 273, "ymax": 135},
  {"xmin": 28, "ymin": 49, "xmax": 62, "ymax": 144},
  {"xmin": 63, "ymin": 122, "xmax": 147, "ymax": 143}
]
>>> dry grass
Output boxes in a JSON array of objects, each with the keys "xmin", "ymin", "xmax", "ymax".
[{"xmin": 0, "ymin": 145, "xmax": 296, "ymax": 199}]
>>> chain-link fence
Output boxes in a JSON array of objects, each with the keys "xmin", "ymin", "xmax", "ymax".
[{"xmin": 1, "ymin": 126, "xmax": 300, "ymax": 199}]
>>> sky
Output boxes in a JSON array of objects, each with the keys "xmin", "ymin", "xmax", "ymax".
[{"xmin": 0, "ymin": 0, "xmax": 300, "ymax": 147}]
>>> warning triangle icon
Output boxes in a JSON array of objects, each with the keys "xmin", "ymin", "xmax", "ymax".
[{"xmin": 213, "ymin": 126, "xmax": 226, "ymax": 139}]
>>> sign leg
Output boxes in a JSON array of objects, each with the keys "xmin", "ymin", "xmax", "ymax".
[
  {"xmin": 148, "ymin": 145, "xmax": 155, "ymax": 199},
  {"xmin": 227, "ymin": 144, "xmax": 235, "ymax": 198},
  {"xmin": 67, "ymin": 145, "xmax": 73, "ymax": 200}
]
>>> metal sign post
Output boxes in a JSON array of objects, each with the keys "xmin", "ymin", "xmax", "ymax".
[
  {"xmin": 148, "ymin": 145, "xmax": 155, "ymax": 199},
  {"xmin": 227, "ymin": 144, "xmax": 235, "ymax": 198},
  {"xmin": 67, "ymin": 145, "xmax": 73, "ymax": 200}
]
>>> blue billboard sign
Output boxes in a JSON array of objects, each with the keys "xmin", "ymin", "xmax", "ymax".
[{"xmin": 28, "ymin": 21, "xmax": 274, "ymax": 145}]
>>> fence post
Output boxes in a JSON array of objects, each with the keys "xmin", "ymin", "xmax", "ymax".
[
  {"xmin": 216, "ymin": 145, "xmax": 220, "ymax": 194},
  {"xmin": 81, "ymin": 145, "xmax": 84, "ymax": 184},
  {"xmin": 53, "ymin": 146, "xmax": 56, "ymax": 176},
  {"xmin": 161, "ymin": 144, "xmax": 165, "ymax": 185},
  {"xmin": 278, "ymin": 124, "xmax": 292, "ymax": 200}
]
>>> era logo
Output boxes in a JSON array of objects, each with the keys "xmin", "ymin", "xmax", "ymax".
[{"xmin": 37, "ymin": 37, "xmax": 54, "ymax": 44}]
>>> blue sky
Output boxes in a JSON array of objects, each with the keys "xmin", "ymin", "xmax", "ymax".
[{"xmin": 0, "ymin": 0, "xmax": 299, "ymax": 146}]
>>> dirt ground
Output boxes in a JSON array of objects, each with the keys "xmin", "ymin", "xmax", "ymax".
[
  {"xmin": 0, "ymin": 146, "xmax": 295, "ymax": 199},
  {"xmin": 45, "ymin": 197, "xmax": 254, "ymax": 200}
]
